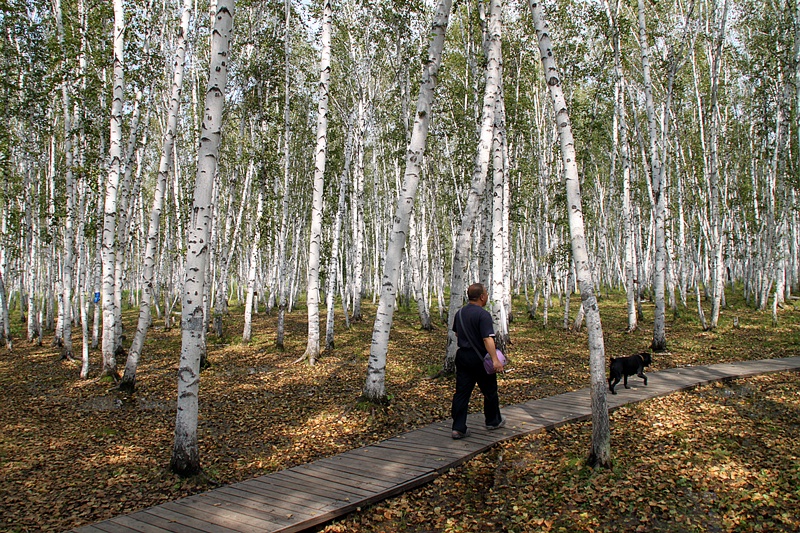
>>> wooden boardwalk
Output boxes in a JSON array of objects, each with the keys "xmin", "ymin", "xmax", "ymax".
[{"xmin": 71, "ymin": 357, "xmax": 800, "ymax": 533}]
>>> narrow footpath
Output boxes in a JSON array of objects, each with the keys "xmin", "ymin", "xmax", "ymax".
[{"xmin": 70, "ymin": 356, "xmax": 800, "ymax": 533}]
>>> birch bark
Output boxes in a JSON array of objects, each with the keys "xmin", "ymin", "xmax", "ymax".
[
  {"xmin": 529, "ymin": 0, "xmax": 610, "ymax": 468},
  {"xmin": 299, "ymin": 0, "xmax": 332, "ymax": 365},
  {"xmin": 707, "ymin": 0, "xmax": 729, "ymax": 329},
  {"xmin": 121, "ymin": 0, "xmax": 192, "ymax": 392},
  {"xmin": 325, "ymin": 128, "xmax": 353, "ymax": 349},
  {"xmin": 604, "ymin": 0, "xmax": 637, "ymax": 332},
  {"xmin": 491, "ymin": 71, "xmax": 509, "ymax": 351},
  {"xmin": 444, "ymin": 0, "xmax": 501, "ymax": 373},
  {"xmin": 100, "ymin": 0, "xmax": 126, "ymax": 379},
  {"xmin": 276, "ymin": 0, "xmax": 292, "ymax": 348},
  {"xmin": 54, "ymin": 0, "xmax": 76, "ymax": 360},
  {"xmin": 362, "ymin": 0, "xmax": 452, "ymax": 401},
  {"xmin": 243, "ymin": 179, "xmax": 264, "ymax": 343},
  {"xmin": 171, "ymin": 0, "xmax": 233, "ymax": 477},
  {"xmin": 636, "ymin": 0, "xmax": 667, "ymax": 351}
]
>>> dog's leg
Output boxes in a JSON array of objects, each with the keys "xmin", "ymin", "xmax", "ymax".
[
  {"xmin": 608, "ymin": 376, "xmax": 618, "ymax": 394},
  {"xmin": 638, "ymin": 370, "xmax": 647, "ymax": 386},
  {"xmin": 623, "ymin": 374, "xmax": 630, "ymax": 389}
]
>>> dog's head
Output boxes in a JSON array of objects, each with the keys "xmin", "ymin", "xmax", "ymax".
[{"xmin": 638, "ymin": 352, "xmax": 652, "ymax": 367}]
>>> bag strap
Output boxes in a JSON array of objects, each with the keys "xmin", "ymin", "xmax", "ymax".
[{"xmin": 457, "ymin": 308, "xmax": 487, "ymax": 365}]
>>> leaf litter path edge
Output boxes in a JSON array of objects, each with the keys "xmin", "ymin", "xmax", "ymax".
[{"xmin": 70, "ymin": 356, "xmax": 800, "ymax": 533}]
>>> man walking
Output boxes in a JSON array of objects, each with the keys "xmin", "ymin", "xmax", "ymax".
[{"xmin": 450, "ymin": 283, "xmax": 505, "ymax": 439}]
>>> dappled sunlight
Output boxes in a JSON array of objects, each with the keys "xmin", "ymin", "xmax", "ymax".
[{"xmin": 2, "ymin": 294, "xmax": 799, "ymax": 531}]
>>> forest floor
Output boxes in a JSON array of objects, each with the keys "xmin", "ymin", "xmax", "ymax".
[{"xmin": 1, "ymin": 292, "xmax": 799, "ymax": 532}]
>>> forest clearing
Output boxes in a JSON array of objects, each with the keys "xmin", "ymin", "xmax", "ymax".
[{"xmin": 1, "ymin": 292, "xmax": 798, "ymax": 532}]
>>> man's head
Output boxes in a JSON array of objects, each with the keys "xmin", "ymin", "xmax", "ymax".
[{"xmin": 467, "ymin": 283, "xmax": 488, "ymax": 305}]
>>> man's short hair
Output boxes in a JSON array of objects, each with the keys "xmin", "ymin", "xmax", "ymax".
[{"xmin": 467, "ymin": 283, "xmax": 486, "ymax": 301}]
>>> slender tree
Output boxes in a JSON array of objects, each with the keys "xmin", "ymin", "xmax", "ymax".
[
  {"xmin": 362, "ymin": 0, "xmax": 453, "ymax": 402},
  {"xmin": 298, "ymin": 0, "xmax": 332, "ymax": 365},
  {"xmin": 529, "ymin": 0, "xmax": 611, "ymax": 468},
  {"xmin": 171, "ymin": 0, "xmax": 234, "ymax": 477},
  {"xmin": 100, "ymin": 0, "xmax": 126, "ymax": 379},
  {"xmin": 444, "ymin": 0, "xmax": 503, "ymax": 372},
  {"xmin": 121, "ymin": 0, "xmax": 193, "ymax": 392}
]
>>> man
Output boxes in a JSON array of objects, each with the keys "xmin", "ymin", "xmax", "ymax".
[{"xmin": 450, "ymin": 283, "xmax": 505, "ymax": 439}]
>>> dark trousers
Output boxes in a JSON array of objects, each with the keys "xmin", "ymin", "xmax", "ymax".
[{"xmin": 451, "ymin": 348, "xmax": 502, "ymax": 433}]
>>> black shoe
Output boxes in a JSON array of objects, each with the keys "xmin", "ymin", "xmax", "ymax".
[
  {"xmin": 451, "ymin": 429, "xmax": 470, "ymax": 439},
  {"xmin": 486, "ymin": 415, "xmax": 506, "ymax": 430}
]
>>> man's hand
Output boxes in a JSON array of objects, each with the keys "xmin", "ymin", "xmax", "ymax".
[{"xmin": 483, "ymin": 336, "xmax": 504, "ymax": 373}]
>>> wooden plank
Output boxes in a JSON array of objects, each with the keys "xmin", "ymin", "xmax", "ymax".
[
  {"xmin": 124, "ymin": 510, "xmax": 209, "ymax": 533},
  {"xmin": 323, "ymin": 453, "xmax": 434, "ymax": 481},
  {"xmin": 372, "ymin": 436, "xmax": 473, "ymax": 457},
  {"xmin": 515, "ymin": 404, "xmax": 590, "ymax": 427},
  {"xmin": 409, "ymin": 426, "xmax": 499, "ymax": 448},
  {"xmin": 326, "ymin": 456, "xmax": 428, "ymax": 483},
  {"xmin": 253, "ymin": 472, "xmax": 365, "ymax": 502},
  {"xmin": 268, "ymin": 469, "xmax": 377, "ymax": 499},
  {"xmin": 156, "ymin": 504, "xmax": 256, "ymax": 533},
  {"xmin": 205, "ymin": 487, "xmax": 320, "ymax": 523},
  {"xmin": 545, "ymin": 396, "xmax": 593, "ymax": 412},
  {"xmin": 312, "ymin": 457, "xmax": 405, "ymax": 487},
  {"xmin": 292, "ymin": 462, "xmax": 397, "ymax": 492},
  {"xmin": 215, "ymin": 482, "xmax": 331, "ymax": 515},
  {"xmin": 172, "ymin": 493, "xmax": 293, "ymax": 528},
  {"xmin": 534, "ymin": 397, "xmax": 591, "ymax": 415},
  {"xmin": 143, "ymin": 506, "xmax": 235, "ymax": 533},
  {"xmin": 312, "ymin": 458, "xmax": 424, "ymax": 486},
  {"xmin": 375, "ymin": 435, "xmax": 501, "ymax": 458},
  {"xmin": 107, "ymin": 515, "xmax": 174, "ymax": 533},
  {"xmin": 162, "ymin": 496, "xmax": 284, "ymax": 533},
  {"xmin": 349, "ymin": 443, "xmax": 463, "ymax": 470},
  {"xmin": 276, "ymin": 466, "xmax": 381, "ymax": 498}
]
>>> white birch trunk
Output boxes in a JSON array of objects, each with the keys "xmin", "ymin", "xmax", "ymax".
[
  {"xmin": 213, "ymin": 160, "xmax": 253, "ymax": 337},
  {"xmin": 171, "ymin": 0, "xmax": 233, "ymax": 477},
  {"xmin": 409, "ymin": 211, "xmax": 432, "ymax": 330},
  {"xmin": 121, "ymin": 0, "xmax": 192, "ymax": 392},
  {"xmin": 243, "ymin": 182, "xmax": 264, "ymax": 343},
  {"xmin": 637, "ymin": 0, "xmax": 667, "ymax": 351},
  {"xmin": 529, "ymin": 0, "xmax": 610, "ymax": 468},
  {"xmin": 707, "ymin": 0, "xmax": 729, "ymax": 329},
  {"xmin": 325, "ymin": 129, "xmax": 353, "ymax": 349},
  {"xmin": 276, "ymin": 0, "xmax": 292, "ymax": 347},
  {"xmin": 53, "ymin": 0, "xmax": 77, "ymax": 359},
  {"xmin": 100, "ymin": 0, "xmax": 125, "ymax": 379},
  {"xmin": 604, "ymin": 0, "xmax": 637, "ymax": 332},
  {"xmin": 444, "ymin": 0, "xmax": 501, "ymax": 373},
  {"xmin": 350, "ymin": 99, "xmax": 367, "ymax": 322},
  {"xmin": 300, "ymin": 0, "xmax": 332, "ymax": 365},
  {"xmin": 491, "ymin": 51, "xmax": 509, "ymax": 350},
  {"xmin": 363, "ymin": 0, "xmax": 453, "ymax": 401}
]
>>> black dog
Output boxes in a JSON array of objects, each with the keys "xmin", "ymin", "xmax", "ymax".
[{"xmin": 608, "ymin": 352, "xmax": 652, "ymax": 394}]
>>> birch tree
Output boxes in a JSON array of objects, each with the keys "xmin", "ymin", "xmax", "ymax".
[
  {"xmin": 636, "ymin": 0, "xmax": 668, "ymax": 351},
  {"xmin": 121, "ymin": 0, "xmax": 192, "ymax": 392},
  {"xmin": 707, "ymin": 0, "xmax": 730, "ymax": 329},
  {"xmin": 298, "ymin": 0, "xmax": 332, "ymax": 365},
  {"xmin": 362, "ymin": 0, "xmax": 453, "ymax": 402},
  {"xmin": 100, "ymin": 0, "xmax": 126, "ymax": 379},
  {"xmin": 276, "ymin": 0, "xmax": 292, "ymax": 348},
  {"xmin": 444, "ymin": 0, "xmax": 502, "ymax": 372},
  {"xmin": 54, "ymin": 0, "xmax": 76, "ymax": 361},
  {"xmin": 171, "ymin": 0, "xmax": 234, "ymax": 477},
  {"xmin": 529, "ymin": 0, "xmax": 611, "ymax": 468},
  {"xmin": 242, "ymin": 177, "xmax": 264, "ymax": 343}
]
